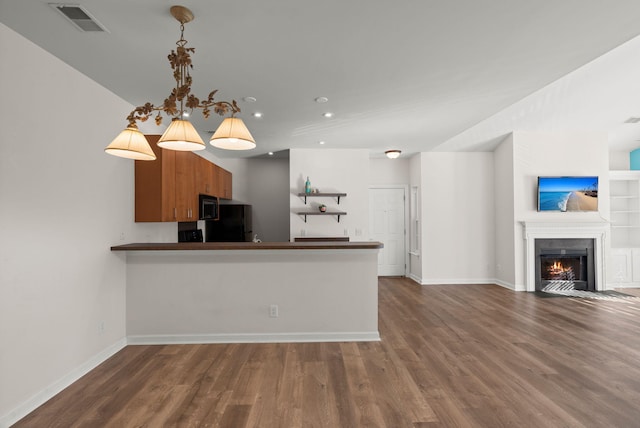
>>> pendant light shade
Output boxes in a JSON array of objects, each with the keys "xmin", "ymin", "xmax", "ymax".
[
  {"xmin": 210, "ymin": 117, "xmax": 256, "ymax": 150},
  {"xmin": 157, "ymin": 118, "xmax": 206, "ymax": 151},
  {"xmin": 105, "ymin": 126, "xmax": 157, "ymax": 160}
]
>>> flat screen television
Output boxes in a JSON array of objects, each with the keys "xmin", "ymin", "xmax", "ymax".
[{"xmin": 537, "ymin": 176, "xmax": 598, "ymax": 212}]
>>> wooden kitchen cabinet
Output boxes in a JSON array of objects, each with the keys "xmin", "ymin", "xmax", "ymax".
[
  {"xmin": 135, "ymin": 136, "xmax": 177, "ymax": 222},
  {"xmin": 135, "ymin": 135, "xmax": 232, "ymax": 222},
  {"xmin": 174, "ymin": 151, "xmax": 197, "ymax": 221},
  {"xmin": 196, "ymin": 155, "xmax": 216, "ymax": 197},
  {"xmin": 218, "ymin": 167, "xmax": 232, "ymax": 200}
]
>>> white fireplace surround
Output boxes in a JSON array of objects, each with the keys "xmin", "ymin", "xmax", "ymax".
[{"xmin": 523, "ymin": 222, "xmax": 608, "ymax": 292}]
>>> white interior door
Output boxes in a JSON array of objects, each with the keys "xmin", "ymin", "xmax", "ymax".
[{"xmin": 369, "ymin": 188, "xmax": 406, "ymax": 276}]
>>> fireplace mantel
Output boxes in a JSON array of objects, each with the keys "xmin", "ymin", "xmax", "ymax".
[{"xmin": 522, "ymin": 222, "xmax": 609, "ymax": 292}]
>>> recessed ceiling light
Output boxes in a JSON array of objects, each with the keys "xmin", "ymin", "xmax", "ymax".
[
  {"xmin": 323, "ymin": 112, "xmax": 333, "ymax": 118},
  {"xmin": 268, "ymin": 151, "xmax": 274, "ymax": 156},
  {"xmin": 243, "ymin": 96, "xmax": 257, "ymax": 103},
  {"xmin": 318, "ymin": 141, "xmax": 326, "ymax": 145},
  {"xmin": 315, "ymin": 97, "xmax": 328, "ymax": 103},
  {"xmin": 252, "ymin": 112, "xmax": 262, "ymax": 118}
]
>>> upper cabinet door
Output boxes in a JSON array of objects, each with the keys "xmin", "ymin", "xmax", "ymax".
[
  {"xmin": 196, "ymin": 156, "xmax": 216, "ymax": 197},
  {"xmin": 174, "ymin": 151, "xmax": 197, "ymax": 221},
  {"xmin": 135, "ymin": 136, "xmax": 177, "ymax": 222},
  {"xmin": 218, "ymin": 167, "xmax": 232, "ymax": 200}
]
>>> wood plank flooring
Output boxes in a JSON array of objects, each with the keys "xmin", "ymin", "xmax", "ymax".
[{"xmin": 14, "ymin": 279, "xmax": 640, "ymax": 427}]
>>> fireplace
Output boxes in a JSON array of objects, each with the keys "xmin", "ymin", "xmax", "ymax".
[
  {"xmin": 523, "ymin": 222, "xmax": 607, "ymax": 292},
  {"xmin": 535, "ymin": 238, "xmax": 595, "ymax": 291}
]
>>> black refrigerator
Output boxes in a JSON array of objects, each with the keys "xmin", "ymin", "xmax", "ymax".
[{"xmin": 205, "ymin": 204, "xmax": 252, "ymax": 242}]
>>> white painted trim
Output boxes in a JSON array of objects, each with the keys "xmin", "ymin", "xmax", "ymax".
[
  {"xmin": 369, "ymin": 185, "xmax": 410, "ymax": 276},
  {"xmin": 407, "ymin": 273, "xmax": 422, "ymax": 284},
  {"xmin": 0, "ymin": 338, "xmax": 127, "ymax": 428},
  {"xmin": 418, "ymin": 278, "xmax": 498, "ymax": 285},
  {"xmin": 610, "ymin": 283, "xmax": 640, "ymax": 289},
  {"xmin": 127, "ymin": 332, "xmax": 381, "ymax": 345},
  {"xmin": 493, "ymin": 279, "xmax": 517, "ymax": 290}
]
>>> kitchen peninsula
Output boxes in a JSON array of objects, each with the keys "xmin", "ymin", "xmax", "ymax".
[{"xmin": 111, "ymin": 241, "xmax": 383, "ymax": 343}]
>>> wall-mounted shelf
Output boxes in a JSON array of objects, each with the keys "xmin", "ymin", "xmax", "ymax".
[
  {"xmin": 297, "ymin": 211, "xmax": 347, "ymax": 223},
  {"xmin": 297, "ymin": 192, "xmax": 347, "ymax": 204}
]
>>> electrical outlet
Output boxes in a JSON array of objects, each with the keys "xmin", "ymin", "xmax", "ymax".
[
  {"xmin": 119, "ymin": 232, "xmax": 125, "ymax": 241},
  {"xmin": 301, "ymin": 229, "xmax": 306, "ymax": 236},
  {"xmin": 355, "ymin": 228, "xmax": 362, "ymax": 236},
  {"xmin": 269, "ymin": 304, "xmax": 279, "ymax": 318},
  {"xmin": 98, "ymin": 321, "xmax": 105, "ymax": 334},
  {"xmin": 344, "ymin": 228, "xmax": 348, "ymax": 236}
]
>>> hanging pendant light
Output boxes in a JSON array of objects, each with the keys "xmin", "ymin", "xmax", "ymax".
[
  {"xmin": 210, "ymin": 117, "xmax": 256, "ymax": 150},
  {"xmin": 105, "ymin": 5, "xmax": 255, "ymax": 160},
  {"xmin": 105, "ymin": 125, "xmax": 157, "ymax": 160},
  {"xmin": 157, "ymin": 118, "xmax": 205, "ymax": 151}
]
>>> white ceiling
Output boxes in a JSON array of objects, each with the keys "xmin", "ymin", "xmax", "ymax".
[{"xmin": 4, "ymin": 0, "xmax": 640, "ymax": 158}]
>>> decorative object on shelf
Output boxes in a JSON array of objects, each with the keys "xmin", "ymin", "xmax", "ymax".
[
  {"xmin": 385, "ymin": 149, "xmax": 401, "ymax": 159},
  {"xmin": 305, "ymin": 176, "xmax": 311, "ymax": 194},
  {"xmin": 105, "ymin": 5, "xmax": 255, "ymax": 161},
  {"xmin": 312, "ymin": 188, "xmax": 319, "ymax": 194},
  {"xmin": 319, "ymin": 204, "xmax": 327, "ymax": 212},
  {"xmin": 252, "ymin": 234, "xmax": 262, "ymax": 243}
]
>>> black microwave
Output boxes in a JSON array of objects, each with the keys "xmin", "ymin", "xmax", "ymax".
[{"xmin": 199, "ymin": 194, "xmax": 219, "ymax": 220}]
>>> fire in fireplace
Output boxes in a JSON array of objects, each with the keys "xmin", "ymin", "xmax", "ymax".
[{"xmin": 535, "ymin": 238, "xmax": 595, "ymax": 292}]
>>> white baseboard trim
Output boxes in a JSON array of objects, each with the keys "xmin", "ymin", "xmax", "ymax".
[
  {"xmin": 127, "ymin": 332, "xmax": 381, "ymax": 345},
  {"xmin": 419, "ymin": 278, "xmax": 498, "ymax": 286},
  {"xmin": 0, "ymin": 338, "xmax": 127, "ymax": 428},
  {"xmin": 407, "ymin": 273, "xmax": 422, "ymax": 284},
  {"xmin": 609, "ymin": 283, "xmax": 640, "ymax": 289},
  {"xmin": 493, "ymin": 279, "xmax": 517, "ymax": 291}
]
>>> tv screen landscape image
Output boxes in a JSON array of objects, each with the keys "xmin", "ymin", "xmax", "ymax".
[{"xmin": 537, "ymin": 176, "xmax": 598, "ymax": 212}]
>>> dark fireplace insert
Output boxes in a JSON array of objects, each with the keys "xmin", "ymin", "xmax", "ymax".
[{"xmin": 535, "ymin": 238, "xmax": 595, "ymax": 292}]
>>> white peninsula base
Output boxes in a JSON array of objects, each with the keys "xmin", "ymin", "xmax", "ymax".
[{"xmin": 113, "ymin": 243, "xmax": 382, "ymax": 344}]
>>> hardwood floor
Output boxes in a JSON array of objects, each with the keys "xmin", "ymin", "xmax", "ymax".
[{"xmin": 14, "ymin": 279, "xmax": 640, "ymax": 427}]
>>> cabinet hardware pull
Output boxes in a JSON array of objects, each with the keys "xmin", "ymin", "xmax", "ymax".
[{"xmin": 174, "ymin": 208, "xmax": 177, "ymax": 219}]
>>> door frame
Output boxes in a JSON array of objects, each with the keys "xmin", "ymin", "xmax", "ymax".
[{"xmin": 369, "ymin": 185, "xmax": 409, "ymax": 277}]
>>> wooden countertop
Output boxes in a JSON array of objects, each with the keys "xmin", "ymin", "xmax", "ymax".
[{"xmin": 111, "ymin": 241, "xmax": 383, "ymax": 251}]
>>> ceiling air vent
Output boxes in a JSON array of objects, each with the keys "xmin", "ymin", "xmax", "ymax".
[
  {"xmin": 50, "ymin": 4, "xmax": 108, "ymax": 32},
  {"xmin": 624, "ymin": 117, "xmax": 640, "ymax": 124}
]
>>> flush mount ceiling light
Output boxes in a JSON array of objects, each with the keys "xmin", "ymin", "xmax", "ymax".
[
  {"xmin": 385, "ymin": 150, "xmax": 401, "ymax": 159},
  {"xmin": 105, "ymin": 5, "xmax": 255, "ymax": 160}
]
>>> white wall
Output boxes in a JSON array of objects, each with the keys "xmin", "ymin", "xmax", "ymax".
[
  {"xmin": 610, "ymin": 150, "xmax": 630, "ymax": 170},
  {"xmin": 494, "ymin": 135, "xmax": 516, "ymax": 288},
  {"xmin": 0, "ymin": 23, "xmax": 176, "ymax": 424},
  {"xmin": 369, "ymin": 158, "xmax": 410, "ymax": 185},
  {"xmin": 246, "ymin": 158, "xmax": 290, "ymax": 242},
  {"xmin": 419, "ymin": 152, "xmax": 496, "ymax": 284},
  {"xmin": 289, "ymin": 149, "xmax": 370, "ymax": 240},
  {"xmin": 511, "ymin": 131, "xmax": 610, "ymax": 289}
]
